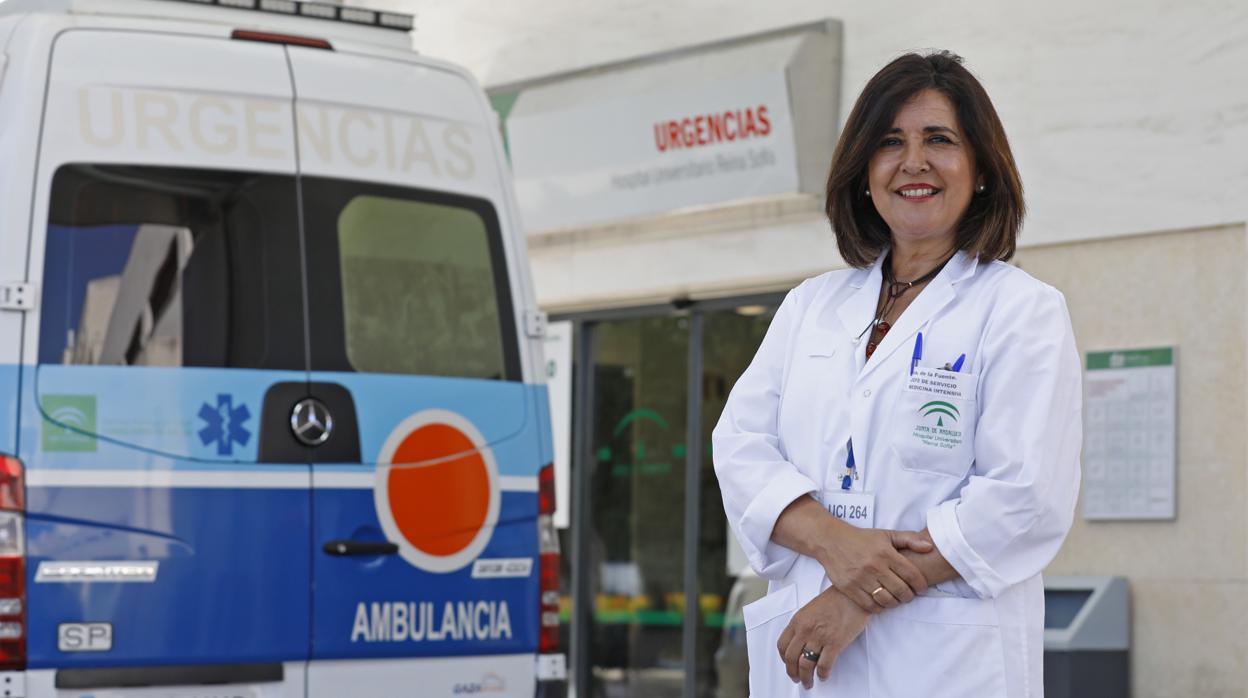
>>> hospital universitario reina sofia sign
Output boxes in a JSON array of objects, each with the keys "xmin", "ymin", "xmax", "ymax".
[{"xmin": 502, "ymin": 24, "xmax": 842, "ymax": 232}]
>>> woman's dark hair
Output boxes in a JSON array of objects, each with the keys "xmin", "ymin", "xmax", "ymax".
[{"xmin": 825, "ymin": 51, "xmax": 1024, "ymax": 267}]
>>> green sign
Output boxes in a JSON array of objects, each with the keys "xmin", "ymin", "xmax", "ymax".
[
  {"xmin": 41, "ymin": 394, "xmax": 97, "ymax": 452},
  {"xmin": 1086, "ymin": 347, "xmax": 1173, "ymax": 370}
]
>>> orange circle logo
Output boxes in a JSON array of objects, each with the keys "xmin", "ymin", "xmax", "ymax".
[{"xmin": 375, "ymin": 410, "xmax": 500, "ymax": 572}]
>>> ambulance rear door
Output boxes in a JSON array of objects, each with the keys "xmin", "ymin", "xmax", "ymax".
[
  {"xmin": 20, "ymin": 27, "xmax": 312, "ymax": 691},
  {"xmin": 287, "ymin": 47, "xmax": 544, "ymax": 695}
]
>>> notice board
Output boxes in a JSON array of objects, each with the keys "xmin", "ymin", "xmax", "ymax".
[{"xmin": 1082, "ymin": 347, "xmax": 1177, "ymax": 520}]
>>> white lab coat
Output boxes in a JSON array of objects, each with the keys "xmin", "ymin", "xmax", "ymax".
[{"xmin": 713, "ymin": 250, "xmax": 1082, "ymax": 697}]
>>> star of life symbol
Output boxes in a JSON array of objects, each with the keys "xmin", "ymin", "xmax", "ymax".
[{"xmin": 198, "ymin": 393, "xmax": 252, "ymax": 456}]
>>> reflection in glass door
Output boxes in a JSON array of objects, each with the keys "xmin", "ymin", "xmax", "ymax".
[{"xmin": 586, "ymin": 316, "xmax": 688, "ymax": 698}]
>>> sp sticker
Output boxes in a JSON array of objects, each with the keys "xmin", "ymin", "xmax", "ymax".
[
  {"xmin": 375, "ymin": 410, "xmax": 500, "ymax": 574},
  {"xmin": 58, "ymin": 623, "xmax": 112, "ymax": 652}
]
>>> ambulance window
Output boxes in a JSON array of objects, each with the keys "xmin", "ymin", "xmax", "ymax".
[
  {"xmin": 337, "ymin": 196, "xmax": 509, "ymax": 378},
  {"xmin": 301, "ymin": 178, "xmax": 519, "ymax": 381},
  {"xmin": 40, "ymin": 165, "xmax": 305, "ymax": 369}
]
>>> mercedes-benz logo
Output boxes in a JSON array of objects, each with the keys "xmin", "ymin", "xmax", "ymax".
[{"xmin": 290, "ymin": 398, "xmax": 333, "ymax": 447}]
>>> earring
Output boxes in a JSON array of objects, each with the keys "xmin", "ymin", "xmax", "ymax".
[
  {"xmin": 864, "ymin": 188, "xmax": 871, "ymax": 197},
  {"xmin": 976, "ymin": 183, "xmax": 986, "ymax": 193}
]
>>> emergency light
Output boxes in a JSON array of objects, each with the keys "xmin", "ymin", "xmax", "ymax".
[{"xmin": 166, "ymin": 0, "xmax": 414, "ymax": 31}]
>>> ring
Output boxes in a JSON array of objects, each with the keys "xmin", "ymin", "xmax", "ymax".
[
  {"xmin": 871, "ymin": 586, "xmax": 886, "ymax": 597},
  {"xmin": 800, "ymin": 646, "xmax": 821, "ymax": 662}
]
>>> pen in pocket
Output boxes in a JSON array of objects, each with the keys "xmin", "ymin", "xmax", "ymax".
[{"xmin": 942, "ymin": 354, "xmax": 967, "ymax": 372}]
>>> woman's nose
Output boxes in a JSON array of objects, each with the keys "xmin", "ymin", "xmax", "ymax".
[{"xmin": 901, "ymin": 143, "xmax": 930, "ymax": 175}]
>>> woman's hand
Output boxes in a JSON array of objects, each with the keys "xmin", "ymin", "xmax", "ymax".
[
  {"xmin": 815, "ymin": 520, "xmax": 934, "ymax": 612},
  {"xmin": 771, "ymin": 496, "xmax": 935, "ymax": 612},
  {"xmin": 776, "ymin": 586, "xmax": 870, "ymax": 689}
]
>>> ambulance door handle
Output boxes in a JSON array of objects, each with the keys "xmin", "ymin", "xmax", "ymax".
[{"xmin": 322, "ymin": 540, "xmax": 399, "ymax": 556}]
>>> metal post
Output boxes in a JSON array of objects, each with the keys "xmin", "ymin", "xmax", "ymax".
[
  {"xmin": 682, "ymin": 311, "xmax": 704, "ymax": 698},
  {"xmin": 570, "ymin": 320, "xmax": 595, "ymax": 698}
]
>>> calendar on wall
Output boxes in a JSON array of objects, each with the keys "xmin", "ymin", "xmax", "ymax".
[{"xmin": 1082, "ymin": 347, "xmax": 1177, "ymax": 521}]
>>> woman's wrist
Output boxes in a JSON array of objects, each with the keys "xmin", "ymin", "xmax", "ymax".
[{"xmin": 811, "ymin": 514, "xmax": 853, "ymax": 569}]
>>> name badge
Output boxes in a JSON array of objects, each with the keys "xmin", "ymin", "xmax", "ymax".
[
  {"xmin": 820, "ymin": 490, "xmax": 875, "ymax": 528},
  {"xmin": 906, "ymin": 366, "xmax": 977, "ymax": 402}
]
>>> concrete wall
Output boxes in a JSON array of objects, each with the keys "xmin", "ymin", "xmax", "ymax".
[
  {"xmin": 1017, "ymin": 224, "xmax": 1248, "ymax": 698},
  {"xmin": 364, "ymin": 0, "xmax": 1248, "ymax": 249}
]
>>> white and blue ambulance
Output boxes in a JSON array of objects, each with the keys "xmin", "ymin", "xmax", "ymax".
[{"xmin": 0, "ymin": 1, "xmax": 564, "ymax": 695}]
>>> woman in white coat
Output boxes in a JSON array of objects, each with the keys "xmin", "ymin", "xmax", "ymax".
[{"xmin": 713, "ymin": 51, "xmax": 1081, "ymax": 697}]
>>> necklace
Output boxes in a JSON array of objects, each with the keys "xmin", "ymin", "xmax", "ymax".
[{"xmin": 860, "ymin": 252, "xmax": 953, "ymax": 358}]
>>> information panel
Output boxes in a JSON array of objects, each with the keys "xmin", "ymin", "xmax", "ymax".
[{"xmin": 1082, "ymin": 347, "xmax": 1177, "ymax": 520}]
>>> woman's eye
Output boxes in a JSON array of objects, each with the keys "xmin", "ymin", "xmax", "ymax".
[
  {"xmin": 929, "ymin": 135, "xmax": 953, "ymax": 144},
  {"xmin": 881, "ymin": 138, "xmax": 902, "ymax": 147}
]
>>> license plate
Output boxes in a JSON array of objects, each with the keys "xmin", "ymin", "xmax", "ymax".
[{"xmin": 58, "ymin": 623, "xmax": 112, "ymax": 652}]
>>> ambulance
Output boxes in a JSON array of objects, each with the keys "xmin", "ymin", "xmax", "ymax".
[{"xmin": 0, "ymin": 0, "xmax": 564, "ymax": 695}]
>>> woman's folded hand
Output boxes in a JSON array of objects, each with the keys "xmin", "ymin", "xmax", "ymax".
[{"xmin": 814, "ymin": 520, "xmax": 934, "ymax": 612}]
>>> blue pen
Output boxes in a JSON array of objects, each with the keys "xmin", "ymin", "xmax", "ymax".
[
  {"xmin": 910, "ymin": 332, "xmax": 923, "ymax": 375},
  {"xmin": 841, "ymin": 441, "xmax": 856, "ymax": 490},
  {"xmin": 950, "ymin": 354, "xmax": 966, "ymax": 372}
]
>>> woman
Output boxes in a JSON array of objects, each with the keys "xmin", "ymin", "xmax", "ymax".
[{"xmin": 712, "ymin": 51, "xmax": 1081, "ymax": 697}]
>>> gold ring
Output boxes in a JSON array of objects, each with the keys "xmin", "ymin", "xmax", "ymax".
[{"xmin": 871, "ymin": 586, "xmax": 886, "ymax": 597}]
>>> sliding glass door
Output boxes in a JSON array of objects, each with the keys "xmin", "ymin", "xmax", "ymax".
[{"xmin": 563, "ymin": 297, "xmax": 780, "ymax": 698}]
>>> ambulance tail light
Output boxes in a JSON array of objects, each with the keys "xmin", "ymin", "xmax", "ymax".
[
  {"xmin": 537, "ymin": 464, "xmax": 560, "ymax": 653},
  {"xmin": 538, "ymin": 462, "xmax": 555, "ymax": 516},
  {"xmin": 0, "ymin": 455, "xmax": 25, "ymax": 670}
]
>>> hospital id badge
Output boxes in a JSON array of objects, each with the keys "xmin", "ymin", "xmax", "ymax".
[{"xmin": 820, "ymin": 490, "xmax": 875, "ymax": 528}]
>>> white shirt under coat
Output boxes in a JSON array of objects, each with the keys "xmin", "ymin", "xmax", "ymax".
[{"xmin": 713, "ymin": 250, "xmax": 1082, "ymax": 697}]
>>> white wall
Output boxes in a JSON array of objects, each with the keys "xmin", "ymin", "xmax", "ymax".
[{"xmin": 361, "ymin": 0, "xmax": 1248, "ymax": 249}]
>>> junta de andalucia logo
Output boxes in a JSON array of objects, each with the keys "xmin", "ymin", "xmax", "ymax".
[
  {"xmin": 912, "ymin": 400, "xmax": 963, "ymax": 450},
  {"xmin": 919, "ymin": 400, "xmax": 960, "ymax": 427}
]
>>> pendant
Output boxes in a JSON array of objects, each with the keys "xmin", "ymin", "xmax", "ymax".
[
  {"xmin": 877, "ymin": 321, "xmax": 891, "ymax": 334},
  {"xmin": 866, "ymin": 342, "xmax": 877, "ymax": 358}
]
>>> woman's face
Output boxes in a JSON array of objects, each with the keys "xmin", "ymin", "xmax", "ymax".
[{"xmin": 867, "ymin": 89, "xmax": 978, "ymax": 250}]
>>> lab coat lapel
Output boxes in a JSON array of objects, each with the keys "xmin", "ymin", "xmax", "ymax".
[
  {"xmin": 858, "ymin": 250, "xmax": 978, "ymax": 382},
  {"xmin": 835, "ymin": 254, "xmax": 886, "ymax": 372}
]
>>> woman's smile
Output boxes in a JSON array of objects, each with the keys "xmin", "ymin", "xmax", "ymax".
[{"xmin": 895, "ymin": 183, "xmax": 941, "ymax": 201}]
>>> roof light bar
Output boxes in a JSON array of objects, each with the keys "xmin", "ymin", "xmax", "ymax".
[
  {"xmin": 378, "ymin": 12, "xmax": 414, "ymax": 31},
  {"xmin": 338, "ymin": 7, "xmax": 377, "ymax": 25},
  {"xmin": 165, "ymin": 0, "xmax": 415, "ymax": 32},
  {"xmin": 258, "ymin": 0, "xmax": 297, "ymax": 14},
  {"xmin": 298, "ymin": 2, "xmax": 337, "ymax": 19}
]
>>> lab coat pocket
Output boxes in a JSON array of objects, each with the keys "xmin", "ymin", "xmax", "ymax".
[
  {"xmin": 889, "ymin": 370, "xmax": 979, "ymax": 479},
  {"xmin": 743, "ymin": 584, "xmax": 800, "ymax": 697},
  {"xmin": 868, "ymin": 596, "xmax": 1007, "ymax": 698}
]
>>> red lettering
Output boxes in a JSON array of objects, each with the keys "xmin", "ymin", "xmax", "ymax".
[
  {"xmin": 652, "ymin": 105, "xmax": 773, "ymax": 152},
  {"xmin": 708, "ymin": 113, "xmax": 724, "ymax": 142}
]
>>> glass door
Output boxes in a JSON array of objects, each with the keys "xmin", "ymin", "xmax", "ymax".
[
  {"xmin": 584, "ymin": 315, "xmax": 689, "ymax": 698},
  {"xmin": 568, "ymin": 298, "xmax": 781, "ymax": 698},
  {"xmin": 695, "ymin": 304, "xmax": 778, "ymax": 698}
]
